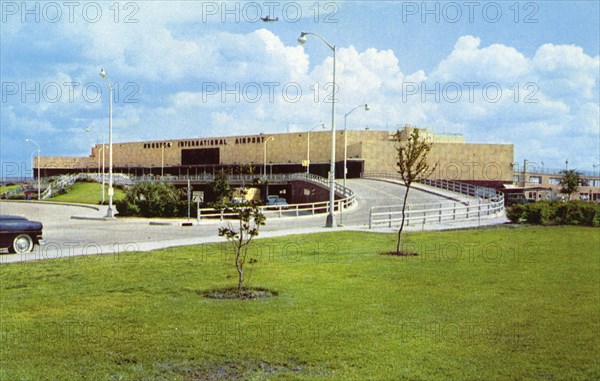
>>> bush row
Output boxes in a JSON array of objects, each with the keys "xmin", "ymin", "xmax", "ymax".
[
  {"xmin": 507, "ymin": 201, "xmax": 600, "ymax": 227},
  {"xmin": 115, "ymin": 181, "xmax": 195, "ymax": 218},
  {"xmin": 116, "ymin": 199, "xmax": 198, "ymax": 218}
]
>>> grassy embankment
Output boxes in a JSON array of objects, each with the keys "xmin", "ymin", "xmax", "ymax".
[{"xmin": 46, "ymin": 182, "xmax": 126, "ymax": 205}]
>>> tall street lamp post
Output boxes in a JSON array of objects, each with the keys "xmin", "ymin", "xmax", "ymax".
[
  {"xmin": 306, "ymin": 123, "xmax": 325, "ymax": 175},
  {"xmin": 25, "ymin": 139, "xmax": 41, "ymax": 200},
  {"xmin": 86, "ymin": 128, "xmax": 106, "ymax": 204},
  {"xmin": 263, "ymin": 136, "xmax": 275, "ymax": 198},
  {"xmin": 29, "ymin": 149, "xmax": 36, "ymax": 179},
  {"xmin": 298, "ymin": 31, "xmax": 337, "ymax": 227},
  {"xmin": 263, "ymin": 136, "xmax": 275, "ymax": 178},
  {"xmin": 99, "ymin": 144, "xmax": 106, "ymax": 204},
  {"xmin": 161, "ymin": 142, "xmax": 165, "ymax": 177},
  {"xmin": 99, "ymin": 68, "xmax": 115, "ymax": 218},
  {"xmin": 343, "ymin": 104, "xmax": 369, "ymax": 188}
]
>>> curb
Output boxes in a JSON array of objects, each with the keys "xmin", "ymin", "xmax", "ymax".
[
  {"xmin": 1, "ymin": 199, "xmax": 101, "ymax": 211},
  {"xmin": 149, "ymin": 221, "xmax": 175, "ymax": 226},
  {"xmin": 71, "ymin": 216, "xmax": 116, "ymax": 221},
  {"xmin": 149, "ymin": 221, "xmax": 198, "ymax": 226}
]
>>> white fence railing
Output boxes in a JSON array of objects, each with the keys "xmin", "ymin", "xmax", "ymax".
[
  {"xmin": 368, "ymin": 197, "xmax": 504, "ymax": 229},
  {"xmin": 4, "ymin": 173, "xmax": 131, "ymax": 200},
  {"xmin": 41, "ymin": 173, "xmax": 81, "ymax": 199},
  {"xmin": 419, "ymin": 178, "xmax": 498, "ymax": 199},
  {"xmin": 197, "ymin": 173, "xmax": 355, "ymax": 221},
  {"xmin": 362, "ymin": 173, "xmax": 504, "ymax": 228},
  {"xmin": 197, "ymin": 199, "xmax": 349, "ymax": 221},
  {"xmin": 79, "ymin": 173, "xmax": 135, "ymax": 186}
]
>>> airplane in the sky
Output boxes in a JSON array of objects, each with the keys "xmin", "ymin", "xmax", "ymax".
[{"xmin": 260, "ymin": 15, "xmax": 279, "ymax": 22}]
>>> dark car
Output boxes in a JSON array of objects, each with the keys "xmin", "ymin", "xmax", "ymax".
[{"xmin": 0, "ymin": 215, "xmax": 44, "ymax": 253}]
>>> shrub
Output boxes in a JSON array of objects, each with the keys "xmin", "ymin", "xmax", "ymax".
[
  {"xmin": 507, "ymin": 201, "xmax": 600, "ymax": 227},
  {"xmin": 175, "ymin": 200, "xmax": 197, "ymax": 218},
  {"xmin": 115, "ymin": 199, "xmax": 140, "ymax": 216},
  {"xmin": 7, "ymin": 193, "xmax": 26, "ymax": 200},
  {"xmin": 56, "ymin": 187, "xmax": 70, "ymax": 196},
  {"xmin": 117, "ymin": 181, "xmax": 184, "ymax": 217},
  {"xmin": 506, "ymin": 203, "xmax": 526, "ymax": 223},
  {"xmin": 593, "ymin": 209, "xmax": 600, "ymax": 227},
  {"xmin": 526, "ymin": 202, "xmax": 555, "ymax": 225},
  {"xmin": 555, "ymin": 201, "xmax": 599, "ymax": 226},
  {"xmin": 75, "ymin": 178, "xmax": 96, "ymax": 183}
]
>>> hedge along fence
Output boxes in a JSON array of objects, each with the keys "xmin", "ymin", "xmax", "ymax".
[{"xmin": 507, "ymin": 201, "xmax": 600, "ymax": 227}]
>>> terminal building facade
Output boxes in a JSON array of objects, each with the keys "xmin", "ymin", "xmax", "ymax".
[{"xmin": 36, "ymin": 126, "xmax": 515, "ymax": 185}]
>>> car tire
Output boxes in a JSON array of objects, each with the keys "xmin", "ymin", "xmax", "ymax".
[{"xmin": 9, "ymin": 234, "xmax": 34, "ymax": 254}]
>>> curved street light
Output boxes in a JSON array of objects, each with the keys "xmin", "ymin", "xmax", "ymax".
[
  {"xmin": 298, "ymin": 31, "xmax": 337, "ymax": 227},
  {"xmin": 343, "ymin": 104, "xmax": 369, "ymax": 188},
  {"xmin": 99, "ymin": 68, "xmax": 115, "ymax": 218},
  {"xmin": 25, "ymin": 138, "xmax": 41, "ymax": 200}
]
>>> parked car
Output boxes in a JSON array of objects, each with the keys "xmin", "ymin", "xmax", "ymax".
[
  {"xmin": 0, "ymin": 215, "xmax": 44, "ymax": 253},
  {"xmin": 266, "ymin": 195, "xmax": 289, "ymax": 209},
  {"xmin": 232, "ymin": 197, "xmax": 246, "ymax": 204},
  {"xmin": 505, "ymin": 193, "xmax": 537, "ymax": 206}
]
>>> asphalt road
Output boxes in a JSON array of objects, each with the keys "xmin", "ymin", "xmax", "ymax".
[{"xmin": 0, "ymin": 179, "xmax": 481, "ymax": 263}]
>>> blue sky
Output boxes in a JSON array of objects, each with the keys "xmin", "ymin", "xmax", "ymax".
[{"xmin": 1, "ymin": 0, "xmax": 599, "ymax": 178}]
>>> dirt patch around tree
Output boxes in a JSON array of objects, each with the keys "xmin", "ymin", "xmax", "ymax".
[
  {"xmin": 155, "ymin": 359, "xmax": 328, "ymax": 380},
  {"xmin": 201, "ymin": 287, "xmax": 278, "ymax": 300}
]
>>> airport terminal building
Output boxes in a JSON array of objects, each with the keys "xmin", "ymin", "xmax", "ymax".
[{"xmin": 36, "ymin": 126, "xmax": 514, "ymax": 185}]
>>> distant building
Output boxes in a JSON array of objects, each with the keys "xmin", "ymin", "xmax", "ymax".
[{"xmin": 509, "ymin": 167, "xmax": 600, "ymax": 202}]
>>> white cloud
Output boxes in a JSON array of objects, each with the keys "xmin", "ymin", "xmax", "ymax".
[
  {"xmin": 569, "ymin": 103, "xmax": 600, "ymax": 136},
  {"xmin": 533, "ymin": 43, "xmax": 600, "ymax": 100},
  {"xmin": 432, "ymin": 35, "xmax": 531, "ymax": 84}
]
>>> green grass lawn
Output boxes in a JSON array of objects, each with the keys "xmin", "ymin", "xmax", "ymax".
[
  {"xmin": 0, "ymin": 184, "xmax": 21, "ymax": 194},
  {"xmin": 1, "ymin": 226, "xmax": 598, "ymax": 380},
  {"xmin": 46, "ymin": 182, "xmax": 126, "ymax": 205}
]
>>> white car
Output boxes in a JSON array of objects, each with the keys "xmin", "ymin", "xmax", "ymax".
[{"xmin": 266, "ymin": 195, "xmax": 288, "ymax": 209}]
